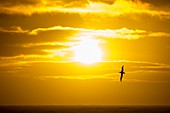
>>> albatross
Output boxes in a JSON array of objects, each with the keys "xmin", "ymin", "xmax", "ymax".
[{"xmin": 119, "ymin": 66, "xmax": 125, "ymax": 82}]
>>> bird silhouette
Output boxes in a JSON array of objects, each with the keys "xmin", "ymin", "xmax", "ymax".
[{"xmin": 119, "ymin": 66, "xmax": 125, "ymax": 82}]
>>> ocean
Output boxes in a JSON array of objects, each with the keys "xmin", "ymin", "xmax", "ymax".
[{"xmin": 0, "ymin": 106, "xmax": 170, "ymax": 113}]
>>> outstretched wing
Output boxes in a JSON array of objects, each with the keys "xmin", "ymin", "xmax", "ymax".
[
  {"xmin": 120, "ymin": 73, "xmax": 123, "ymax": 82},
  {"xmin": 121, "ymin": 66, "xmax": 124, "ymax": 72}
]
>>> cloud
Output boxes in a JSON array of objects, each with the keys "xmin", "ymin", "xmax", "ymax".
[
  {"xmin": 30, "ymin": 26, "xmax": 170, "ymax": 40},
  {"xmin": 141, "ymin": 0, "xmax": 170, "ymax": 7},
  {"xmin": 0, "ymin": 26, "xmax": 28, "ymax": 33},
  {"xmin": 123, "ymin": 78, "xmax": 170, "ymax": 83},
  {"xmin": 91, "ymin": 0, "xmax": 116, "ymax": 5},
  {"xmin": 51, "ymin": 0, "xmax": 89, "ymax": 8},
  {"xmin": 0, "ymin": 26, "xmax": 76, "ymax": 57},
  {"xmin": 0, "ymin": 0, "xmax": 40, "ymax": 7},
  {"xmin": 0, "ymin": 0, "xmax": 170, "ymax": 19},
  {"xmin": 1, "ymin": 25, "xmax": 170, "ymax": 41},
  {"xmin": 29, "ymin": 26, "xmax": 147, "ymax": 39},
  {"xmin": 0, "ymin": 25, "xmax": 170, "ymax": 58},
  {"xmin": 0, "ymin": 26, "xmax": 147, "ymax": 39},
  {"xmin": 0, "ymin": 26, "xmax": 76, "ymax": 45},
  {"xmin": 0, "ymin": 0, "xmax": 89, "ymax": 15},
  {"xmin": 149, "ymin": 32, "xmax": 170, "ymax": 37},
  {"xmin": 0, "ymin": 55, "xmax": 52, "ymax": 60},
  {"xmin": 85, "ymin": 0, "xmax": 170, "ymax": 18},
  {"xmin": 39, "ymin": 74, "xmax": 111, "ymax": 80},
  {"xmin": 0, "ymin": 44, "xmax": 58, "ymax": 57},
  {"xmin": 1, "ymin": 60, "xmax": 169, "ymax": 84},
  {"xmin": 0, "ymin": 25, "xmax": 170, "ymax": 62},
  {"xmin": 0, "ymin": 41, "xmax": 70, "ymax": 57},
  {"xmin": 29, "ymin": 26, "xmax": 81, "ymax": 35}
]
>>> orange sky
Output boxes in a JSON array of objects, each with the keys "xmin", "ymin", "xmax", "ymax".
[{"xmin": 0, "ymin": 0, "xmax": 170, "ymax": 105}]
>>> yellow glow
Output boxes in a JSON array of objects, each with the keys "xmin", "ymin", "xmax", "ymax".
[
  {"xmin": 2, "ymin": 0, "xmax": 169, "ymax": 18},
  {"xmin": 74, "ymin": 39, "xmax": 102, "ymax": 64}
]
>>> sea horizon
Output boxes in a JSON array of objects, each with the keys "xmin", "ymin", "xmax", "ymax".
[{"xmin": 1, "ymin": 105, "xmax": 170, "ymax": 113}]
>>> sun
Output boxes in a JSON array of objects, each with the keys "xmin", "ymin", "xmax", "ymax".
[{"xmin": 73, "ymin": 39, "xmax": 102, "ymax": 64}]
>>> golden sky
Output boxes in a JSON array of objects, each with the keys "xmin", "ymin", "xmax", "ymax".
[{"xmin": 0, "ymin": 0, "xmax": 170, "ymax": 105}]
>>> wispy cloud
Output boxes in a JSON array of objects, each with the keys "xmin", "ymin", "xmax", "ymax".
[
  {"xmin": 29, "ymin": 26, "xmax": 83, "ymax": 35},
  {"xmin": 38, "ymin": 74, "xmax": 170, "ymax": 83},
  {"xmin": 0, "ymin": 26, "xmax": 28, "ymax": 33},
  {"xmin": 0, "ymin": 0, "xmax": 170, "ymax": 19},
  {"xmin": 0, "ymin": 25, "xmax": 170, "ymax": 58},
  {"xmin": 1, "ymin": 59, "xmax": 169, "ymax": 78},
  {"xmin": 123, "ymin": 78, "xmax": 170, "ymax": 83},
  {"xmin": 0, "ymin": 56, "xmax": 170, "ymax": 84},
  {"xmin": 39, "ymin": 74, "xmax": 112, "ymax": 80},
  {"xmin": 29, "ymin": 26, "xmax": 170, "ymax": 40},
  {"xmin": 3, "ymin": 25, "xmax": 168, "ymax": 40},
  {"xmin": 149, "ymin": 32, "xmax": 170, "ymax": 37}
]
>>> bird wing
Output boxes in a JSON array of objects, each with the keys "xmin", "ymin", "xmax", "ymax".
[
  {"xmin": 120, "ymin": 73, "xmax": 123, "ymax": 82},
  {"xmin": 122, "ymin": 66, "xmax": 124, "ymax": 71}
]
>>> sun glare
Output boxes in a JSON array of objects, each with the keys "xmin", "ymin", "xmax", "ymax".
[{"xmin": 74, "ymin": 39, "xmax": 102, "ymax": 64}]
